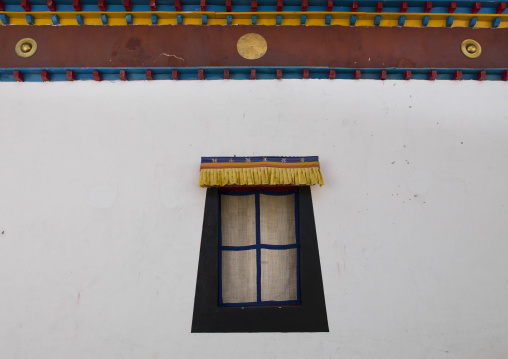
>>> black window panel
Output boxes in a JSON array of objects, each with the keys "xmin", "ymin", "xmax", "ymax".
[{"xmin": 191, "ymin": 186, "xmax": 328, "ymax": 333}]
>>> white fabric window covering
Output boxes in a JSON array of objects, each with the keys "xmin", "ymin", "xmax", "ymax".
[
  {"xmin": 260, "ymin": 194, "xmax": 296, "ymax": 245},
  {"xmin": 221, "ymin": 250, "xmax": 258, "ymax": 303},
  {"xmin": 261, "ymin": 248, "xmax": 298, "ymax": 302},
  {"xmin": 220, "ymin": 194, "xmax": 256, "ymax": 247},
  {"xmin": 220, "ymin": 191, "xmax": 299, "ymax": 305}
]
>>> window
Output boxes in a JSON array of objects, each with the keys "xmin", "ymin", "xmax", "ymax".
[
  {"xmin": 219, "ymin": 189, "xmax": 300, "ymax": 306},
  {"xmin": 192, "ymin": 186, "xmax": 328, "ymax": 333}
]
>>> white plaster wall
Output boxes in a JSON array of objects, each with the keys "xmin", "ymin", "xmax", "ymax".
[{"xmin": 0, "ymin": 80, "xmax": 507, "ymax": 359}]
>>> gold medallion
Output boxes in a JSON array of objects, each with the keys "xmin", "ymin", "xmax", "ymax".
[
  {"xmin": 15, "ymin": 38, "xmax": 38, "ymax": 58},
  {"xmin": 237, "ymin": 33, "xmax": 267, "ymax": 60},
  {"xmin": 461, "ymin": 39, "xmax": 481, "ymax": 59}
]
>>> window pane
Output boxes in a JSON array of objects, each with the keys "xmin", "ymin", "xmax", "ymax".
[
  {"xmin": 261, "ymin": 248, "xmax": 298, "ymax": 302},
  {"xmin": 221, "ymin": 194, "xmax": 256, "ymax": 247},
  {"xmin": 222, "ymin": 250, "xmax": 257, "ymax": 304},
  {"xmin": 260, "ymin": 193, "xmax": 296, "ymax": 245}
]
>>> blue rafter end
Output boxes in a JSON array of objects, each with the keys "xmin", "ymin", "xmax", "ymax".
[
  {"xmin": 325, "ymin": 13, "xmax": 331, "ymax": 25},
  {"xmin": 26, "ymin": 14, "xmax": 34, "ymax": 25},
  {"xmin": 0, "ymin": 13, "xmax": 9, "ymax": 25},
  {"xmin": 350, "ymin": 14, "xmax": 356, "ymax": 26},
  {"xmin": 374, "ymin": 15, "xmax": 381, "ymax": 26},
  {"xmin": 446, "ymin": 15, "xmax": 453, "ymax": 27},
  {"xmin": 398, "ymin": 15, "xmax": 405, "ymax": 26}
]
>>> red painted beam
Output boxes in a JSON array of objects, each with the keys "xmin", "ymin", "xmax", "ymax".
[
  {"xmin": 497, "ymin": 2, "xmax": 507, "ymax": 13},
  {"xmin": 146, "ymin": 69, "xmax": 153, "ymax": 80},
  {"xmin": 66, "ymin": 70, "xmax": 75, "ymax": 81},
  {"xmin": 1, "ymin": 26, "xmax": 507, "ymax": 70},
  {"xmin": 120, "ymin": 69, "xmax": 127, "ymax": 80},
  {"xmin": 47, "ymin": 0, "xmax": 56, "ymax": 11},
  {"xmin": 472, "ymin": 2, "xmax": 481, "ymax": 13},
  {"xmin": 123, "ymin": 0, "xmax": 131, "ymax": 11},
  {"xmin": 277, "ymin": 68, "xmax": 283, "ymax": 79},
  {"xmin": 41, "ymin": 70, "xmax": 50, "ymax": 81},
  {"xmin": 429, "ymin": 69, "xmax": 437, "ymax": 80},
  {"xmin": 424, "ymin": 1, "xmax": 432, "ymax": 12},
  {"xmin": 93, "ymin": 70, "xmax": 102, "ymax": 81},
  {"xmin": 21, "ymin": 0, "xmax": 31, "ymax": 11},
  {"xmin": 73, "ymin": 0, "xmax": 81, "ymax": 11},
  {"xmin": 98, "ymin": 0, "xmax": 106, "ymax": 11},
  {"xmin": 448, "ymin": 1, "xmax": 456, "ymax": 13},
  {"xmin": 13, "ymin": 70, "xmax": 23, "ymax": 82},
  {"xmin": 328, "ymin": 69, "xmax": 336, "ymax": 79}
]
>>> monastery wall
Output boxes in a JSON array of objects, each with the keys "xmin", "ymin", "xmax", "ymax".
[{"xmin": 0, "ymin": 79, "xmax": 507, "ymax": 358}]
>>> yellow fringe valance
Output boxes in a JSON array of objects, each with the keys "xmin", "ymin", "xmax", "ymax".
[{"xmin": 199, "ymin": 166, "xmax": 324, "ymax": 187}]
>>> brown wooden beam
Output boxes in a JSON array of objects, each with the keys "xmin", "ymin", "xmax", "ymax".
[{"xmin": 1, "ymin": 26, "xmax": 506, "ymax": 69}]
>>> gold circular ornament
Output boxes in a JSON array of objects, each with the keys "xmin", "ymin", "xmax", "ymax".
[
  {"xmin": 15, "ymin": 38, "xmax": 37, "ymax": 58},
  {"xmin": 461, "ymin": 39, "xmax": 481, "ymax": 59},
  {"xmin": 237, "ymin": 33, "xmax": 267, "ymax": 60},
  {"xmin": 20, "ymin": 43, "xmax": 32, "ymax": 53},
  {"xmin": 466, "ymin": 44, "xmax": 477, "ymax": 53}
]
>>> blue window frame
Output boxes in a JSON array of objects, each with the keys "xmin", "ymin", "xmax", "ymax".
[{"xmin": 218, "ymin": 189, "xmax": 301, "ymax": 307}]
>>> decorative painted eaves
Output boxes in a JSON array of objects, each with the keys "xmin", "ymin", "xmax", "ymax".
[{"xmin": 1, "ymin": 0, "xmax": 507, "ymax": 81}]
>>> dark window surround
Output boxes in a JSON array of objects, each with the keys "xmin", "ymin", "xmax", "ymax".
[{"xmin": 192, "ymin": 186, "xmax": 328, "ymax": 333}]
